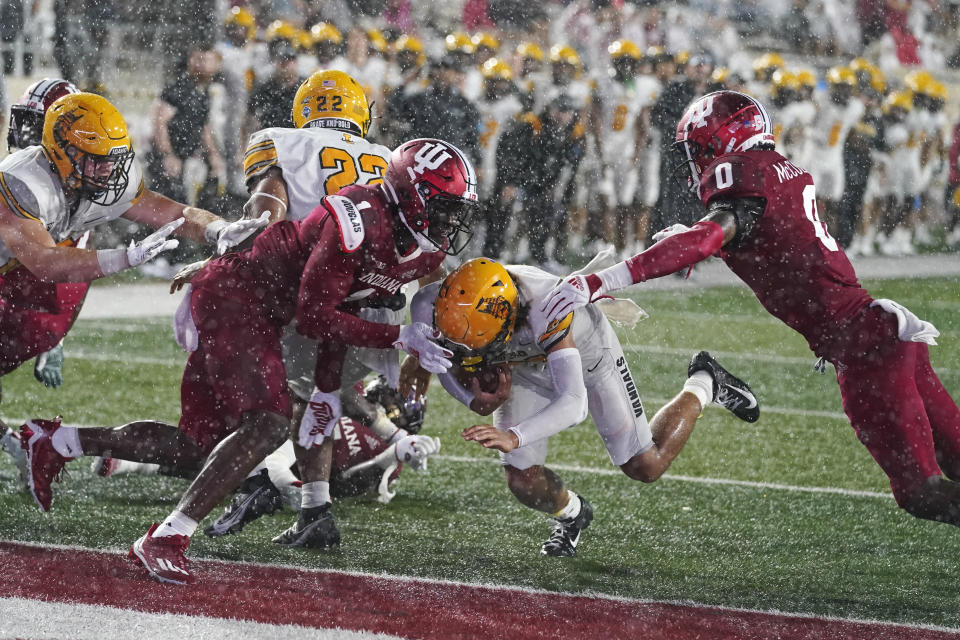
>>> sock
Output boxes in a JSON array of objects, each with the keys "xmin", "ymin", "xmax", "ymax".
[
  {"xmin": 554, "ymin": 491, "xmax": 582, "ymax": 520},
  {"xmin": 683, "ymin": 371, "xmax": 714, "ymax": 410},
  {"xmin": 301, "ymin": 481, "xmax": 331, "ymax": 509},
  {"xmin": 50, "ymin": 425, "xmax": 83, "ymax": 458},
  {"xmin": 154, "ymin": 510, "xmax": 198, "ymax": 538}
]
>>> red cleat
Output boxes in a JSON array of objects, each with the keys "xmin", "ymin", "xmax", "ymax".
[
  {"xmin": 129, "ymin": 523, "xmax": 195, "ymax": 585},
  {"xmin": 19, "ymin": 418, "xmax": 72, "ymax": 512}
]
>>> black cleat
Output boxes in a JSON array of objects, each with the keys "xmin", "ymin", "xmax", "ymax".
[
  {"xmin": 688, "ymin": 351, "xmax": 760, "ymax": 423},
  {"xmin": 205, "ymin": 470, "xmax": 284, "ymax": 537},
  {"xmin": 272, "ymin": 504, "xmax": 340, "ymax": 548},
  {"xmin": 541, "ymin": 497, "xmax": 594, "ymax": 557}
]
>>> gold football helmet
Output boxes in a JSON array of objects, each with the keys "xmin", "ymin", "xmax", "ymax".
[
  {"xmin": 549, "ymin": 44, "xmax": 581, "ymax": 67},
  {"xmin": 883, "ymin": 90, "xmax": 913, "ymax": 115},
  {"xmin": 445, "ymin": 32, "xmax": 475, "ymax": 54},
  {"xmin": 310, "ymin": 22, "xmax": 343, "ymax": 45},
  {"xmin": 224, "ymin": 7, "xmax": 256, "ymax": 40},
  {"xmin": 266, "ymin": 20, "xmax": 297, "ymax": 43},
  {"xmin": 472, "ymin": 32, "xmax": 500, "ymax": 53},
  {"xmin": 516, "ymin": 42, "xmax": 544, "ymax": 62},
  {"xmin": 42, "ymin": 92, "xmax": 135, "ymax": 206},
  {"xmin": 481, "ymin": 58, "xmax": 513, "ymax": 81},
  {"xmin": 826, "ymin": 66, "xmax": 856, "ymax": 86},
  {"xmin": 394, "ymin": 34, "xmax": 425, "ymax": 64},
  {"xmin": 608, "ymin": 39, "xmax": 641, "ymax": 60},
  {"xmin": 752, "ymin": 52, "xmax": 784, "ymax": 81},
  {"xmin": 292, "ymin": 70, "xmax": 370, "ymax": 136},
  {"xmin": 435, "ymin": 258, "xmax": 518, "ymax": 357}
]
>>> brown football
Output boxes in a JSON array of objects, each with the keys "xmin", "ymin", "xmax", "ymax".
[{"xmin": 453, "ymin": 362, "xmax": 512, "ymax": 395}]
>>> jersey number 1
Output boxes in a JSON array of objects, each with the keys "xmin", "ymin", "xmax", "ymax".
[{"xmin": 802, "ymin": 184, "xmax": 838, "ymax": 251}]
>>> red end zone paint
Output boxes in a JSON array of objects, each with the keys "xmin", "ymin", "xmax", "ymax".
[{"xmin": 0, "ymin": 542, "xmax": 956, "ymax": 640}]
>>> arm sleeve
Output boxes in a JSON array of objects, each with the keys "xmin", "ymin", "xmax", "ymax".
[
  {"xmin": 507, "ymin": 348, "xmax": 588, "ymax": 448},
  {"xmin": 438, "ymin": 371, "xmax": 476, "ymax": 408},
  {"xmin": 619, "ymin": 219, "xmax": 725, "ymax": 284},
  {"xmin": 243, "ymin": 130, "xmax": 279, "ymax": 185},
  {"xmin": 296, "ymin": 214, "xmax": 401, "ymax": 349},
  {"xmin": 710, "ymin": 196, "xmax": 765, "ymax": 250}
]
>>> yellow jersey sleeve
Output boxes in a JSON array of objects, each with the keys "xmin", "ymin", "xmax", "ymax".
[{"xmin": 243, "ymin": 135, "xmax": 279, "ymax": 184}]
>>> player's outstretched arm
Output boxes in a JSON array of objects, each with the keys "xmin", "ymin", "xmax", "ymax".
[
  {"xmin": 0, "ymin": 201, "xmax": 181, "ymax": 282},
  {"xmin": 540, "ymin": 208, "xmax": 740, "ymax": 326},
  {"xmin": 462, "ymin": 333, "xmax": 588, "ymax": 453},
  {"xmin": 123, "ymin": 190, "xmax": 268, "ymax": 254}
]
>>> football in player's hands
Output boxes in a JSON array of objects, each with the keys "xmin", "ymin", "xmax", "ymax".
[{"xmin": 454, "ymin": 363, "xmax": 511, "ymax": 394}]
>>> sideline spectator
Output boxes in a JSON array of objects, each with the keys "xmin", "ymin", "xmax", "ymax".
[
  {"xmin": 247, "ymin": 40, "xmax": 302, "ymax": 131},
  {"xmin": 148, "ymin": 44, "xmax": 225, "ymax": 205}
]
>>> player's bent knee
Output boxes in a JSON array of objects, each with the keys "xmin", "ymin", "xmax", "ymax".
[
  {"xmin": 620, "ymin": 452, "xmax": 665, "ymax": 484},
  {"xmin": 238, "ymin": 410, "xmax": 289, "ymax": 449}
]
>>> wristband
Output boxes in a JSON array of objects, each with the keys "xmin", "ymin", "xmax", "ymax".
[
  {"xmin": 97, "ymin": 248, "xmax": 129, "ymax": 275},
  {"xmin": 203, "ymin": 219, "xmax": 227, "ymax": 244},
  {"xmin": 595, "ymin": 261, "xmax": 634, "ymax": 294}
]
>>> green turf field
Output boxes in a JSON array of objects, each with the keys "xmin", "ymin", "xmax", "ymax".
[{"xmin": 1, "ymin": 276, "xmax": 959, "ymax": 628}]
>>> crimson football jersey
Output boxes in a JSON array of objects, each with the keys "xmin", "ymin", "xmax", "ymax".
[
  {"xmin": 699, "ymin": 150, "xmax": 873, "ymax": 355},
  {"xmin": 192, "ymin": 183, "xmax": 444, "ymax": 348}
]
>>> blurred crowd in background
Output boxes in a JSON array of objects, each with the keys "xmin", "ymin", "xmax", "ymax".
[{"xmin": 2, "ymin": 0, "xmax": 960, "ymax": 273}]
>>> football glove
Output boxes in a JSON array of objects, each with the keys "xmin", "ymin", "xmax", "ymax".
[
  {"xmin": 298, "ymin": 388, "xmax": 341, "ymax": 448},
  {"xmin": 127, "ymin": 218, "xmax": 183, "ymax": 267},
  {"xmin": 212, "ymin": 212, "xmax": 271, "ymax": 255},
  {"xmin": 393, "ymin": 322, "xmax": 453, "ymax": 374},
  {"xmin": 33, "ymin": 343, "xmax": 64, "ymax": 388},
  {"xmin": 539, "ymin": 274, "xmax": 603, "ymax": 328},
  {"xmin": 395, "ymin": 434, "xmax": 441, "ymax": 472},
  {"xmin": 652, "ymin": 223, "xmax": 691, "ymax": 244}
]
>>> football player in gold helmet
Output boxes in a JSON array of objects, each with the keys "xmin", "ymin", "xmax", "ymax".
[{"xmin": 407, "ymin": 257, "xmax": 759, "ymax": 557}]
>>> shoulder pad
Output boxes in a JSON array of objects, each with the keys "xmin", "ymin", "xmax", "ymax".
[
  {"xmin": 699, "ymin": 154, "xmax": 766, "ymax": 204},
  {"xmin": 324, "ymin": 194, "xmax": 365, "ymax": 253}
]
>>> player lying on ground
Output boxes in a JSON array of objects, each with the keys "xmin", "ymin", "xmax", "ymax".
[
  {"xmin": 542, "ymin": 90, "xmax": 960, "ymax": 528},
  {"xmin": 405, "ymin": 258, "xmax": 759, "ymax": 557},
  {"xmin": 19, "ymin": 136, "xmax": 476, "ymax": 585},
  {"xmin": 87, "ymin": 377, "xmax": 440, "ymax": 537},
  {"xmin": 0, "ymin": 91, "xmax": 267, "ymax": 471}
]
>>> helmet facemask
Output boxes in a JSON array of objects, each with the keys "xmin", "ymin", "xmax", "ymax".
[
  {"xmin": 63, "ymin": 143, "xmax": 135, "ymax": 206},
  {"xmin": 7, "ymin": 105, "xmax": 44, "ymax": 151}
]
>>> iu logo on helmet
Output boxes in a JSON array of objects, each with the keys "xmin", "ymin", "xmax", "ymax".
[
  {"xmin": 689, "ymin": 95, "xmax": 715, "ymax": 129},
  {"xmin": 406, "ymin": 142, "xmax": 452, "ymax": 180}
]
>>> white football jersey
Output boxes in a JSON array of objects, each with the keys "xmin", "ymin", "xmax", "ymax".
[
  {"xmin": 411, "ymin": 264, "xmax": 612, "ymax": 371},
  {"xmin": 476, "ymin": 94, "xmax": 523, "ymax": 198},
  {"xmin": 243, "ymin": 126, "xmax": 392, "ymax": 222},
  {"xmin": 593, "ymin": 75, "xmax": 644, "ymax": 162},
  {"xmin": 0, "ymin": 146, "xmax": 144, "ymax": 270}
]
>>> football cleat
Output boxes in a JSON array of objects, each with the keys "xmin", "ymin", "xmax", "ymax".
[
  {"xmin": 19, "ymin": 418, "xmax": 72, "ymax": 511},
  {"xmin": 688, "ymin": 351, "xmax": 760, "ymax": 423},
  {"xmin": 1, "ymin": 427, "xmax": 29, "ymax": 488},
  {"xmin": 541, "ymin": 496, "xmax": 594, "ymax": 558},
  {"xmin": 129, "ymin": 523, "xmax": 194, "ymax": 585},
  {"xmin": 204, "ymin": 469, "xmax": 285, "ymax": 537},
  {"xmin": 272, "ymin": 504, "xmax": 340, "ymax": 548}
]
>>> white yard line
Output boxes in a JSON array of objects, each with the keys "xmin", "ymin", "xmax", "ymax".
[{"xmin": 433, "ymin": 455, "xmax": 892, "ymax": 500}]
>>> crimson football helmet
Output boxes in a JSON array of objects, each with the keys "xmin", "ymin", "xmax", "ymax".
[
  {"xmin": 383, "ymin": 138, "xmax": 478, "ymax": 255},
  {"xmin": 7, "ymin": 78, "xmax": 79, "ymax": 151},
  {"xmin": 674, "ymin": 90, "xmax": 774, "ymax": 193}
]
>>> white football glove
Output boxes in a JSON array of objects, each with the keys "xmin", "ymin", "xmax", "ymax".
[
  {"xmin": 395, "ymin": 434, "xmax": 441, "ymax": 472},
  {"xmin": 127, "ymin": 217, "xmax": 183, "ymax": 267},
  {"xmin": 213, "ymin": 212, "xmax": 271, "ymax": 255},
  {"xmin": 539, "ymin": 274, "xmax": 599, "ymax": 329},
  {"xmin": 298, "ymin": 388, "xmax": 341, "ymax": 448},
  {"xmin": 652, "ymin": 223, "xmax": 691, "ymax": 244},
  {"xmin": 393, "ymin": 322, "xmax": 453, "ymax": 374}
]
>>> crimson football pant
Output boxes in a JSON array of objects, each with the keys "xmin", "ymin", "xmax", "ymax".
[
  {"xmin": 0, "ymin": 282, "xmax": 89, "ymax": 376},
  {"xmin": 838, "ymin": 339, "xmax": 960, "ymax": 507}
]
